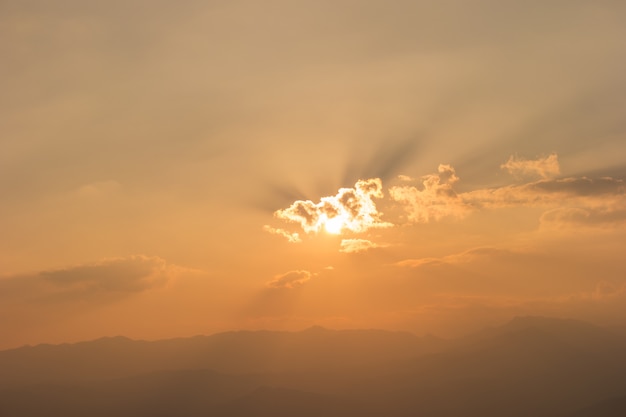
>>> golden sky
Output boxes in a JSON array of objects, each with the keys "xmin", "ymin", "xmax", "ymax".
[{"xmin": 1, "ymin": 0, "xmax": 626, "ymax": 349}]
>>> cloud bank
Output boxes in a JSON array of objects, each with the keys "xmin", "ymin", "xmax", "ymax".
[
  {"xmin": 0, "ymin": 255, "xmax": 189, "ymax": 304},
  {"xmin": 265, "ymin": 154, "xmax": 625, "ymax": 252},
  {"xmin": 391, "ymin": 154, "xmax": 626, "ymax": 227}
]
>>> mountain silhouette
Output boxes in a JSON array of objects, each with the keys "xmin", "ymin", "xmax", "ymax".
[
  {"xmin": 0, "ymin": 317, "xmax": 625, "ymax": 417},
  {"xmin": 0, "ymin": 327, "xmax": 441, "ymax": 387},
  {"xmin": 566, "ymin": 395, "xmax": 626, "ymax": 417}
]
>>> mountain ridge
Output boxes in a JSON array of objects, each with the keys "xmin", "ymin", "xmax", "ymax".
[{"xmin": 1, "ymin": 316, "xmax": 625, "ymax": 417}]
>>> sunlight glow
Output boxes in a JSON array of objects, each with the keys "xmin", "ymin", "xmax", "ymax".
[
  {"xmin": 324, "ymin": 215, "xmax": 345, "ymax": 235},
  {"xmin": 274, "ymin": 178, "xmax": 392, "ymax": 237}
]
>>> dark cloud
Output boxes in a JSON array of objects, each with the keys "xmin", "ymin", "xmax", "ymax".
[
  {"xmin": 541, "ymin": 207, "xmax": 626, "ymax": 228},
  {"xmin": 40, "ymin": 255, "xmax": 171, "ymax": 292},
  {"xmin": 574, "ymin": 163, "xmax": 626, "ymax": 182},
  {"xmin": 465, "ymin": 176, "xmax": 625, "ymax": 209},
  {"xmin": 0, "ymin": 255, "xmax": 185, "ymax": 304},
  {"xmin": 526, "ymin": 177, "xmax": 625, "ymax": 196}
]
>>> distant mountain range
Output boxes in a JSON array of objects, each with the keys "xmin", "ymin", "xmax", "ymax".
[{"xmin": 1, "ymin": 317, "xmax": 625, "ymax": 417}]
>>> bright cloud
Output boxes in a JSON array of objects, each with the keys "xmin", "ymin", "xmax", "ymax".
[
  {"xmin": 501, "ymin": 153, "xmax": 560, "ymax": 179},
  {"xmin": 274, "ymin": 178, "xmax": 391, "ymax": 235},
  {"xmin": 389, "ymin": 164, "xmax": 468, "ymax": 223},
  {"xmin": 266, "ymin": 154, "xmax": 625, "ymax": 245},
  {"xmin": 339, "ymin": 239, "xmax": 386, "ymax": 253},
  {"xmin": 262, "ymin": 225, "xmax": 301, "ymax": 243}
]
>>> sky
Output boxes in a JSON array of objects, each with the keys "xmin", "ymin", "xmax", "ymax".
[{"xmin": 1, "ymin": 0, "xmax": 626, "ymax": 349}]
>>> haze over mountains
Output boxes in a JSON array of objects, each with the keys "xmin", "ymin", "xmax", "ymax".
[
  {"xmin": 1, "ymin": 316, "xmax": 626, "ymax": 417},
  {"xmin": 3, "ymin": 1, "xmax": 625, "ymax": 415}
]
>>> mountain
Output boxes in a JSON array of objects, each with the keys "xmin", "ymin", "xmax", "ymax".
[
  {"xmin": 566, "ymin": 395, "xmax": 626, "ymax": 417},
  {"xmin": 469, "ymin": 316, "xmax": 624, "ymax": 353},
  {"xmin": 0, "ymin": 369, "xmax": 262, "ymax": 417},
  {"xmin": 370, "ymin": 316, "xmax": 626, "ymax": 417},
  {"xmin": 1, "ymin": 317, "xmax": 625, "ymax": 417},
  {"xmin": 0, "ymin": 372, "xmax": 374, "ymax": 417},
  {"xmin": 215, "ymin": 386, "xmax": 376, "ymax": 417},
  {"xmin": 0, "ymin": 327, "xmax": 442, "ymax": 387}
]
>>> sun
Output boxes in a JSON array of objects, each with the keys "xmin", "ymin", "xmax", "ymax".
[{"xmin": 324, "ymin": 216, "xmax": 345, "ymax": 235}]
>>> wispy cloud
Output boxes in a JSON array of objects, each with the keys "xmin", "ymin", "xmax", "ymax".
[
  {"xmin": 465, "ymin": 177, "xmax": 626, "ymax": 223},
  {"xmin": 74, "ymin": 180, "xmax": 121, "ymax": 198},
  {"xmin": 501, "ymin": 153, "xmax": 560, "ymax": 179},
  {"xmin": 339, "ymin": 239, "xmax": 387, "ymax": 253},
  {"xmin": 0, "ymin": 255, "xmax": 194, "ymax": 304},
  {"xmin": 40, "ymin": 255, "xmax": 176, "ymax": 292},
  {"xmin": 266, "ymin": 270, "xmax": 313, "ymax": 289},
  {"xmin": 540, "ymin": 206, "xmax": 626, "ymax": 228},
  {"xmin": 524, "ymin": 176, "xmax": 624, "ymax": 196},
  {"xmin": 396, "ymin": 247, "xmax": 512, "ymax": 268},
  {"xmin": 262, "ymin": 225, "xmax": 301, "ymax": 243},
  {"xmin": 463, "ymin": 178, "xmax": 620, "ymax": 209}
]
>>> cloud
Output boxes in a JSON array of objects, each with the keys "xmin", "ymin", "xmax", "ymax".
[
  {"xmin": 389, "ymin": 164, "xmax": 468, "ymax": 223},
  {"xmin": 396, "ymin": 247, "xmax": 512, "ymax": 268},
  {"xmin": 539, "ymin": 207, "xmax": 591, "ymax": 228},
  {"xmin": 525, "ymin": 177, "xmax": 624, "ymax": 196},
  {"xmin": 274, "ymin": 178, "xmax": 392, "ymax": 235},
  {"xmin": 0, "ymin": 255, "xmax": 190, "ymax": 303},
  {"xmin": 540, "ymin": 206, "xmax": 626, "ymax": 228},
  {"xmin": 266, "ymin": 270, "xmax": 313, "ymax": 289},
  {"xmin": 339, "ymin": 239, "xmax": 387, "ymax": 253},
  {"xmin": 262, "ymin": 225, "xmax": 301, "ymax": 243},
  {"xmin": 40, "ymin": 255, "xmax": 176, "ymax": 292},
  {"xmin": 74, "ymin": 180, "xmax": 121, "ymax": 198},
  {"xmin": 465, "ymin": 177, "xmax": 626, "ymax": 213},
  {"xmin": 391, "ymin": 155, "xmax": 625, "ymax": 226},
  {"xmin": 267, "ymin": 154, "xmax": 625, "ymax": 238},
  {"xmin": 501, "ymin": 153, "xmax": 560, "ymax": 179}
]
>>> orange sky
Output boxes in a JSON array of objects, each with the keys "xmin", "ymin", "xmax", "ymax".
[{"xmin": 1, "ymin": 0, "xmax": 626, "ymax": 350}]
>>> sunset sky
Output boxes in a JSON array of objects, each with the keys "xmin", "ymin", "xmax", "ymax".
[{"xmin": 2, "ymin": 0, "xmax": 626, "ymax": 350}]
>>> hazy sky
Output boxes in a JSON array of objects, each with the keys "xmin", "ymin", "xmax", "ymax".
[{"xmin": 2, "ymin": 0, "xmax": 626, "ymax": 349}]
